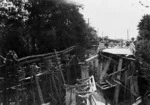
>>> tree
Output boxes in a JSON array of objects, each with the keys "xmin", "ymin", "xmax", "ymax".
[
  {"xmin": 136, "ymin": 14, "xmax": 150, "ymax": 62},
  {"xmin": 0, "ymin": 0, "xmax": 98, "ymax": 57},
  {"xmin": 0, "ymin": 0, "xmax": 28, "ymax": 56}
]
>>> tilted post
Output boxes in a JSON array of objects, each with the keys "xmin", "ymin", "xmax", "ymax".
[{"xmin": 113, "ymin": 58, "xmax": 123, "ymax": 105}]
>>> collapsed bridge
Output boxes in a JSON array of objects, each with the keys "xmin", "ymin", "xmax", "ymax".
[
  {"xmin": 0, "ymin": 46, "xmax": 150, "ymax": 105},
  {"xmin": 82, "ymin": 47, "xmax": 150, "ymax": 105}
]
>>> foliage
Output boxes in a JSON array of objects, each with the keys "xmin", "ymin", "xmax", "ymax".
[
  {"xmin": 0, "ymin": 0, "xmax": 98, "ymax": 58},
  {"xmin": 136, "ymin": 14, "xmax": 150, "ymax": 62}
]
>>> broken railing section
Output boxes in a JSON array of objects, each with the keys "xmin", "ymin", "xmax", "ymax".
[
  {"xmin": 0, "ymin": 46, "xmax": 80, "ymax": 105},
  {"xmin": 65, "ymin": 75, "xmax": 107, "ymax": 105},
  {"xmin": 65, "ymin": 54, "xmax": 110, "ymax": 105},
  {"xmin": 83, "ymin": 51, "xmax": 141, "ymax": 105}
]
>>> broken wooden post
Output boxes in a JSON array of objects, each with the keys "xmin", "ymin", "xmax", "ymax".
[
  {"xmin": 97, "ymin": 59, "xmax": 103, "ymax": 81},
  {"xmin": 31, "ymin": 77, "xmax": 36, "ymax": 105},
  {"xmin": 81, "ymin": 64, "xmax": 89, "ymax": 79},
  {"xmin": 132, "ymin": 61, "xmax": 139, "ymax": 96},
  {"xmin": 51, "ymin": 74, "xmax": 62, "ymax": 105},
  {"xmin": 3, "ymin": 65, "xmax": 8, "ymax": 105},
  {"xmin": 113, "ymin": 58, "xmax": 123, "ymax": 105},
  {"xmin": 124, "ymin": 67, "xmax": 128, "ymax": 100},
  {"xmin": 54, "ymin": 49, "xmax": 65, "ymax": 84},
  {"xmin": 130, "ymin": 61, "xmax": 139, "ymax": 103},
  {"xmin": 35, "ymin": 76, "xmax": 44, "ymax": 104},
  {"xmin": 99, "ymin": 58, "xmax": 112, "ymax": 82},
  {"xmin": 66, "ymin": 63, "xmax": 70, "ymax": 84}
]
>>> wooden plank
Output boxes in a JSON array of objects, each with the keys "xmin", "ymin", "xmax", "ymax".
[
  {"xmin": 31, "ymin": 77, "xmax": 36, "ymax": 105},
  {"xmin": 113, "ymin": 58, "xmax": 123, "ymax": 105},
  {"xmin": 54, "ymin": 50, "xmax": 65, "ymax": 84},
  {"xmin": 124, "ymin": 69, "xmax": 128, "ymax": 99},
  {"xmin": 18, "ymin": 46, "xmax": 75, "ymax": 63},
  {"xmin": 130, "ymin": 77, "xmax": 138, "ymax": 97},
  {"xmin": 85, "ymin": 54, "xmax": 98, "ymax": 62},
  {"xmin": 32, "ymin": 89, "xmax": 36, "ymax": 105},
  {"xmin": 97, "ymin": 60, "xmax": 103, "ymax": 81},
  {"xmin": 51, "ymin": 75, "xmax": 62, "ymax": 105},
  {"xmin": 130, "ymin": 77, "xmax": 135, "ymax": 103},
  {"xmin": 99, "ymin": 58, "xmax": 111, "ymax": 82},
  {"xmin": 134, "ymin": 76, "xmax": 139, "ymax": 96},
  {"xmin": 35, "ymin": 76, "xmax": 44, "ymax": 104},
  {"xmin": 99, "ymin": 53, "xmax": 118, "ymax": 64},
  {"xmin": 131, "ymin": 61, "xmax": 139, "ymax": 96},
  {"xmin": 81, "ymin": 65, "xmax": 89, "ymax": 79},
  {"xmin": 130, "ymin": 61, "xmax": 139, "ymax": 103}
]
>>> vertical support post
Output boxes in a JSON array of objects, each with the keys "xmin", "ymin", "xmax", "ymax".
[
  {"xmin": 49, "ymin": 75, "xmax": 52, "ymax": 95},
  {"xmin": 32, "ymin": 88, "xmax": 36, "ymax": 105},
  {"xmin": 134, "ymin": 76, "xmax": 139, "ymax": 96},
  {"xmin": 124, "ymin": 69, "xmax": 128, "ymax": 99},
  {"xmin": 3, "ymin": 64, "xmax": 9, "ymax": 105},
  {"xmin": 54, "ymin": 50, "xmax": 65, "ymax": 84},
  {"xmin": 99, "ymin": 58, "xmax": 111, "ymax": 82},
  {"xmin": 35, "ymin": 76, "xmax": 44, "ymax": 104},
  {"xmin": 66, "ymin": 63, "xmax": 70, "ymax": 84},
  {"xmin": 81, "ymin": 65, "xmax": 89, "ymax": 79},
  {"xmin": 73, "ymin": 59, "xmax": 77, "ymax": 82},
  {"xmin": 31, "ymin": 77, "xmax": 36, "ymax": 105},
  {"xmin": 97, "ymin": 59, "xmax": 103, "ymax": 81},
  {"xmin": 130, "ymin": 61, "xmax": 139, "ymax": 102},
  {"xmin": 130, "ymin": 76, "xmax": 134, "ymax": 103},
  {"xmin": 51, "ymin": 75, "xmax": 62, "ymax": 105},
  {"xmin": 132, "ymin": 61, "xmax": 139, "ymax": 96},
  {"xmin": 113, "ymin": 58, "xmax": 123, "ymax": 105}
]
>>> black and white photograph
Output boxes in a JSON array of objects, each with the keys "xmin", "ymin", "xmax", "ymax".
[{"xmin": 0, "ymin": 0, "xmax": 150, "ymax": 105}]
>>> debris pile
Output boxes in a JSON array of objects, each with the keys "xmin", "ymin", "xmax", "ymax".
[
  {"xmin": 83, "ymin": 47, "xmax": 144, "ymax": 105},
  {"xmin": 65, "ymin": 75, "xmax": 106, "ymax": 105},
  {"xmin": 0, "ymin": 46, "xmax": 80, "ymax": 105},
  {"xmin": 1, "ymin": 46, "xmax": 150, "ymax": 105}
]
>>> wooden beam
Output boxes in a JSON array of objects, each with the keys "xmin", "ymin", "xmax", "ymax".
[
  {"xmin": 54, "ymin": 49, "xmax": 65, "ymax": 84},
  {"xmin": 52, "ymin": 75, "xmax": 62, "ymax": 105},
  {"xmin": 99, "ymin": 53, "xmax": 118, "ymax": 64},
  {"xmin": 99, "ymin": 58, "xmax": 112, "ymax": 82},
  {"xmin": 35, "ymin": 76, "xmax": 44, "ymax": 104},
  {"xmin": 81, "ymin": 65, "xmax": 89, "ymax": 79},
  {"xmin": 113, "ymin": 58, "xmax": 123, "ymax": 105},
  {"xmin": 18, "ymin": 46, "xmax": 75, "ymax": 64},
  {"xmin": 85, "ymin": 54, "xmax": 98, "ymax": 62},
  {"xmin": 134, "ymin": 76, "xmax": 139, "ymax": 96},
  {"xmin": 97, "ymin": 60, "xmax": 103, "ymax": 81},
  {"xmin": 124, "ymin": 69, "xmax": 128, "ymax": 99}
]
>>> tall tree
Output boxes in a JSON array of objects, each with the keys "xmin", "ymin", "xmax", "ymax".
[
  {"xmin": 0, "ymin": 0, "xmax": 28, "ymax": 56},
  {"xmin": 137, "ymin": 14, "xmax": 150, "ymax": 62},
  {"xmin": 0, "ymin": 0, "xmax": 98, "ymax": 57}
]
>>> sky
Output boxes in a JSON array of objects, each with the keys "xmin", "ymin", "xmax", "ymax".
[{"xmin": 66, "ymin": 0, "xmax": 150, "ymax": 39}]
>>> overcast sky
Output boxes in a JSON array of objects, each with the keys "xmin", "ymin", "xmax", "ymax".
[{"xmin": 66, "ymin": 0, "xmax": 150, "ymax": 39}]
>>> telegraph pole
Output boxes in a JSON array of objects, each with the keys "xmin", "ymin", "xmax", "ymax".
[{"xmin": 127, "ymin": 29, "xmax": 129, "ymax": 40}]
